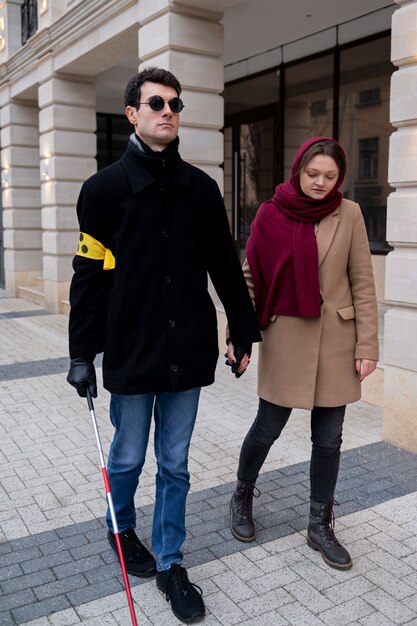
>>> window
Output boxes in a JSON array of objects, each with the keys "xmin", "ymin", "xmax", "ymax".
[
  {"xmin": 284, "ymin": 54, "xmax": 334, "ymax": 180},
  {"xmin": 359, "ymin": 137, "xmax": 379, "ymax": 180},
  {"xmin": 358, "ymin": 88, "xmax": 381, "ymax": 106},
  {"xmin": 339, "ymin": 35, "xmax": 392, "ymax": 252},
  {"xmin": 224, "ymin": 71, "xmax": 280, "ymax": 255},
  {"xmin": 224, "ymin": 34, "xmax": 392, "ymax": 254},
  {"xmin": 21, "ymin": 0, "xmax": 38, "ymax": 45}
]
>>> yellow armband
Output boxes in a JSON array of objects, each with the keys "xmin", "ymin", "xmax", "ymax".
[{"xmin": 76, "ymin": 232, "xmax": 115, "ymax": 270}]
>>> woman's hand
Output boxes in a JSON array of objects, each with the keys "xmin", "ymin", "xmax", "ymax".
[
  {"xmin": 355, "ymin": 358, "xmax": 377, "ymax": 382},
  {"xmin": 226, "ymin": 342, "xmax": 251, "ymax": 375}
]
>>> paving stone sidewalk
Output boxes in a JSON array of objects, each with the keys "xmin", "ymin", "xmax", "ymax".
[{"xmin": 0, "ymin": 292, "xmax": 416, "ymax": 625}]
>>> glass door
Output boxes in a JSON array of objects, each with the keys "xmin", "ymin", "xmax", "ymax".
[
  {"xmin": 236, "ymin": 116, "xmax": 276, "ymax": 258},
  {"xmin": 224, "ymin": 70, "xmax": 280, "ymax": 259}
]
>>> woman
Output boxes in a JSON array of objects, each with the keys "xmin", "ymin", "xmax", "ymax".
[{"xmin": 228, "ymin": 137, "xmax": 379, "ymax": 570}]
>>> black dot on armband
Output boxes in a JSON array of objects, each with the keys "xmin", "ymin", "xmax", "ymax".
[
  {"xmin": 79, "ymin": 233, "xmax": 84, "ymax": 241},
  {"xmin": 81, "ymin": 245, "xmax": 88, "ymax": 253}
]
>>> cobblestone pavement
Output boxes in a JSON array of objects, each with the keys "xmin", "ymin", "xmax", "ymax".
[{"xmin": 1, "ymin": 290, "xmax": 417, "ymax": 625}]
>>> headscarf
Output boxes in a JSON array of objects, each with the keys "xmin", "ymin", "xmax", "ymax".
[{"xmin": 246, "ymin": 136, "xmax": 346, "ymax": 329}]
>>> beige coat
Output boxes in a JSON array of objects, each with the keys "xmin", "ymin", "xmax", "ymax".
[{"xmin": 244, "ymin": 198, "xmax": 379, "ymax": 410}]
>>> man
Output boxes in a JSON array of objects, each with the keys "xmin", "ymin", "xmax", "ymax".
[{"xmin": 67, "ymin": 67, "xmax": 261, "ymax": 624}]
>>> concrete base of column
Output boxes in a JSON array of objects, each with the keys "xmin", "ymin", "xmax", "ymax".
[
  {"xmin": 5, "ymin": 269, "xmax": 42, "ymax": 298},
  {"xmin": 44, "ymin": 279, "xmax": 71, "ymax": 314},
  {"xmin": 383, "ymin": 364, "xmax": 417, "ymax": 452},
  {"xmin": 361, "ymin": 365, "xmax": 384, "ymax": 408}
]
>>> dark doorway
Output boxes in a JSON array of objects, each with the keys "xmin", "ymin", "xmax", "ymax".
[{"xmin": 96, "ymin": 113, "xmax": 132, "ymax": 170}]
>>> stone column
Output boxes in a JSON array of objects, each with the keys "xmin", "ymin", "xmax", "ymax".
[
  {"xmin": 38, "ymin": 0, "xmax": 66, "ymax": 30},
  {"xmin": 137, "ymin": 1, "xmax": 225, "ymax": 189},
  {"xmin": 38, "ymin": 69, "xmax": 97, "ymax": 312},
  {"xmin": 0, "ymin": 0, "xmax": 23, "ymax": 62},
  {"xmin": 0, "ymin": 87, "xmax": 42, "ymax": 296},
  {"xmin": 384, "ymin": 0, "xmax": 417, "ymax": 451}
]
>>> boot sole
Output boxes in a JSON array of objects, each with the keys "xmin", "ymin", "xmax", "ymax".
[
  {"xmin": 229, "ymin": 503, "xmax": 256, "ymax": 543},
  {"xmin": 307, "ymin": 535, "xmax": 352, "ymax": 570},
  {"xmin": 125, "ymin": 564, "xmax": 157, "ymax": 578}
]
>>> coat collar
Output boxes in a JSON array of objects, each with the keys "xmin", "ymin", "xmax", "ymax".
[
  {"xmin": 120, "ymin": 138, "xmax": 191, "ymax": 194},
  {"xmin": 317, "ymin": 203, "xmax": 340, "ymax": 266}
]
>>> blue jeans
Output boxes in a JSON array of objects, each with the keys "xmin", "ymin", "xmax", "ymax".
[
  {"xmin": 238, "ymin": 399, "xmax": 346, "ymax": 503},
  {"xmin": 106, "ymin": 388, "xmax": 201, "ymax": 571}
]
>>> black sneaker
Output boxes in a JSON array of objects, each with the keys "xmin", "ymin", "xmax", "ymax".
[
  {"xmin": 157, "ymin": 564, "xmax": 205, "ymax": 624},
  {"xmin": 107, "ymin": 528, "xmax": 156, "ymax": 578}
]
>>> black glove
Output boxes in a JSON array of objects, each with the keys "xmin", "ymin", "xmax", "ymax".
[
  {"xmin": 225, "ymin": 343, "xmax": 252, "ymax": 378},
  {"xmin": 67, "ymin": 357, "xmax": 97, "ymax": 398}
]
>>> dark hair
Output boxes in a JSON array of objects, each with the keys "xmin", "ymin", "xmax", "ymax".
[
  {"xmin": 124, "ymin": 67, "xmax": 182, "ymax": 108},
  {"xmin": 297, "ymin": 140, "xmax": 347, "ymax": 179}
]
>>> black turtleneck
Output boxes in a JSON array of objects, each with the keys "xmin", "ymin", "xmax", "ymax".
[{"xmin": 134, "ymin": 133, "xmax": 179, "ymax": 159}]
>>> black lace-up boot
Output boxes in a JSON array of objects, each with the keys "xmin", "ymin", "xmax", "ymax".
[
  {"xmin": 307, "ymin": 500, "xmax": 352, "ymax": 570},
  {"xmin": 230, "ymin": 479, "xmax": 259, "ymax": 542},
  {"xmin": 157, "ymin": 564, "xmax": 205, "ymax": 623},
  {"xmin": 108, "ymin": 528, "xmax": 156, "ymax": 577}
]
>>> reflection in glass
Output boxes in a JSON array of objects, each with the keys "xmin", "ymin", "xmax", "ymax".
[
  {"xmin": 339, "ymin": 36, "xmax": 392, "ymax": 252},
  {"xmin": 224, "ymin": 71, "xmax": 279, "ymax": 257},
  {"xmin": 224, "ymin": 35, "xmax": 393, "ymax": 255},
  {"xmin": 284, "ymin": 54, "xmax": 334, "ymax": 180},
  {"xmin": 239, "ymin": 119, "xmax": 275, "ymax": 253}
]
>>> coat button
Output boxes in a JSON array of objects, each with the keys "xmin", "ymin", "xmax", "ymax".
[
  {"xmin": 170, "ymin": 365, "xmax": 178, "ymax": 372},
  {"xmin": 169, "ymin": 320, "xmax": 176, "ymax": 327}
]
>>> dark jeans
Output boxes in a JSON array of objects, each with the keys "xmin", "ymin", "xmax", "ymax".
[{"xmin": 237, "ymin": 398, "xmax": 346, "ymax": 503}]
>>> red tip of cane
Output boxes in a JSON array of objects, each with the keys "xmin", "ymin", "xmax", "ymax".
[{"xmin": 114, "ymin": 533, "xmax": 138, "ymax": 626}]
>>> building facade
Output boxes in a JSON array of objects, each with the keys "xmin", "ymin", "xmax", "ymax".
[{"xmin": 0, "ymin": 0, "xmax": 416, "ymax": 451}]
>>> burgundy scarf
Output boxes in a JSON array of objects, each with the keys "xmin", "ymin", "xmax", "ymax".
[{"xmin": 246, "ymin": 137, "xmax": 345, "ymax": 329}]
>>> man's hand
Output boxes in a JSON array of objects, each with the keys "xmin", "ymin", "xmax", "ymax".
[
  {"xmin": 67, "ymin": 357, "xmax": 97, "ymax": 398},
  {"xmin": 355, "ymin": 358, "xmax": 377, "ymax": 382},
  {"xmin": 225, "ymin": 343, "xmax": 252, "ymax": 378}
]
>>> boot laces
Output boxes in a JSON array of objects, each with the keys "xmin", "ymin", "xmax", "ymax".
[
  {"xmin": 121, "ymin": 529, "xmax": 148, "ymax": 562},
  {"xmin": 239, "ymin": 483, "xmax": 260, "ymax": 520},
  {"xmin": 165, "ymin": 564, "xmax": 203, "ymax": 601},
  {"xmin": 320, "ymin": 500, "xmax": 341, "ymax": 546}
]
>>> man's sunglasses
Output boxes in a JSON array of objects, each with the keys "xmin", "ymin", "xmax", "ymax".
[{"xmin": 138, "ymin": 95, "xmax": 185, "ymax": 113}]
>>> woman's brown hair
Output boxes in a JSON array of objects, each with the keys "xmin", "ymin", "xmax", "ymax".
[{"xmin": 297, "ymin": 140, "xmax": 347, "ymax": 179}]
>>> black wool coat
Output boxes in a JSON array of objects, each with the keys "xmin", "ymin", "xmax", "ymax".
[{"xmin": 68, "ymin": 138, "xmax": 261, "ymax": 394}]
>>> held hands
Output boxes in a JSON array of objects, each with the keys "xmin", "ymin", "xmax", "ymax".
[
  {"xmin": 67, "ymin": 357, "xmax": 97, "ymax": 398},
  {"xmin": 355, "ymin": 358, "xmax": 377, "ymax": 382},
  {"xmin": 225, "ymin": 343, "xmax": 252, "ymax": 378}
]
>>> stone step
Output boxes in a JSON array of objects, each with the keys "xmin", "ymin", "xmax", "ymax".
[
  {"xmin": 61, "ymin": 299, "xmax": 70, "ymax": 315},
  {"xmin": 17, "ymin": 284, "xmax": 45, "ymax": 307}
]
